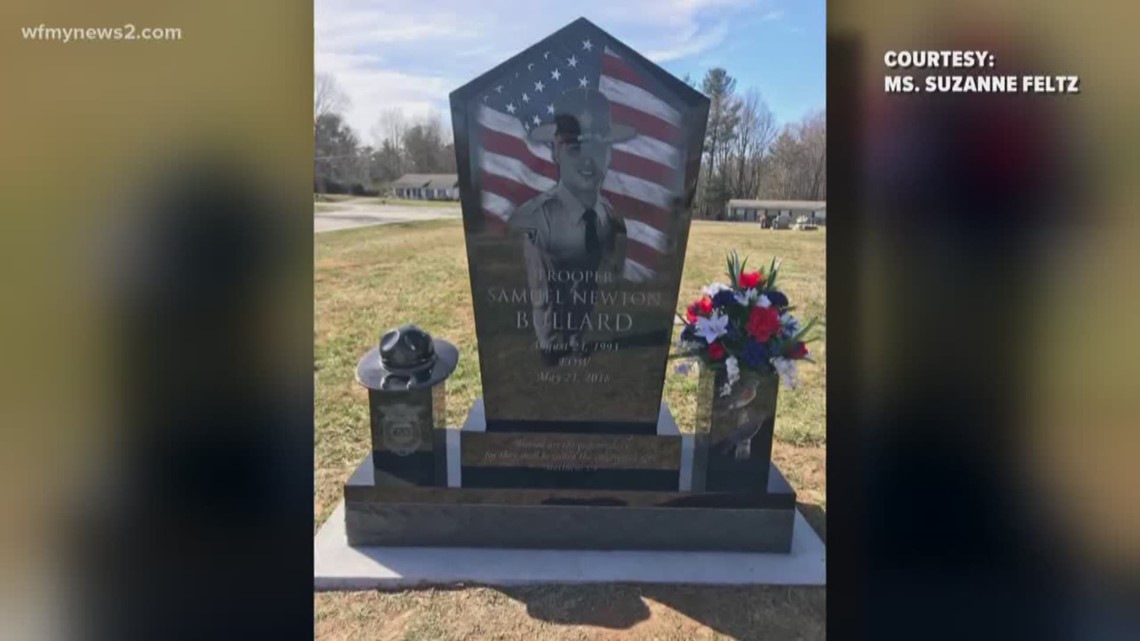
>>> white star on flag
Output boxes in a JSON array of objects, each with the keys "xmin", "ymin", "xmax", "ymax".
[
  {"xmin": 582, "ymin": 39, "xmax": 593, "ymax": 51},
  {"xmin": 521, "ymin": 92, "xmax": 529, "ymax": 103},
  {"xmin": 551, "ymin": 68, "xmax": 561, "ymax": 80},
  {"xmin": 506, "ymin": 102, "xmax": 516, "ymax": 114},
  {"xmin": 532, "ymin": 115, "xmax": 540, "ymax": 125},
  {"xmin": 527, "ymin": 62, "xmax": 534, "ymax": 70},
  {"xmin": 543, "ymin": 50, "xmax": 550, "ymax": 59},
  {"xmin": 534, "ymin": 80, "xmax": 545, "ymax": 92},
  {"xmin": 546, "ymin": 104, "xmax": 554, "ymax": 114},
  {"xmin": 578, "ymin": 76, "xmax": 588, "ymax": 87},
  {"xmin": 495, "ymin": 85, "xmax": 503, "ymax": 93},
  {"xmin": 567, "ymin": 55, "xmax": 578, "ymax": 68}
]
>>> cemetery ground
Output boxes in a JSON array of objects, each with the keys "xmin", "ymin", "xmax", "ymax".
[{"xmin": 315, "ymin": 220, "xmax": 826, "ymax": 640}]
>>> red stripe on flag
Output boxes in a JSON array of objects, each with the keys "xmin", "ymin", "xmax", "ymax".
[
  {"xmin": 610, "ymin": 149, "xmax": 674, "ymax": 188},
  {"xmin": 601, "ymin": 53, "xmax": 649, "ymax": 92},
  {"xmin": 480, "ymin": 172, "xmax": 542, "ymax": 207},
  {"xmin": 610, "ymin": 102, "xmax": 681, "ymax": 145},
  {"xmin": 625, "ymin": 238, "xmax": 662, "ymax": 268},
  {"xmin": 479, "ymin": 128, "xmax": 558, "ymax": 181},
  {"xmin": 483, "ymin": 211, "xmax": 509, "ymax": 232},
  {"xmin": 603, "ymin": 191, "xmax": 671, "ymax": 229}
]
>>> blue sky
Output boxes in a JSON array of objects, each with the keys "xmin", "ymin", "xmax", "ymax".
[{"xmin": 315, "ymin": 0, "xmax": 825, "ymax": 141}]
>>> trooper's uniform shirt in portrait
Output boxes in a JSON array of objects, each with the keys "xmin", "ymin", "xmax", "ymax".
[{"xmin": 508, "ymin": 183, "xmax": 626, "ymax": 350}]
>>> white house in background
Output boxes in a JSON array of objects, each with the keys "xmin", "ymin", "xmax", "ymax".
[
  {"xmin": 726, "ymin": 199, "xmax": 827, "ymax": 227},
  {"xmin": 388, "ymin": 174, "xmax": 460, "ymax": 200}
]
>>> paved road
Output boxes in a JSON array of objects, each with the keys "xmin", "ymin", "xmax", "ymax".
[{"xmin": 314, "ymin": 200, "xmax": 460, "ymax": 233}]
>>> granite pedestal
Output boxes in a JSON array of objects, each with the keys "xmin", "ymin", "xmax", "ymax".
[{"xmin": 317, "ymin": 501, "xmax": 825, "ymax": 589}]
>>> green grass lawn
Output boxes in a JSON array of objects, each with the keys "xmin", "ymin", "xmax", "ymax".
[{"xmin": 315, "ymin": 220, "xmax": 826, "ymax": 640}]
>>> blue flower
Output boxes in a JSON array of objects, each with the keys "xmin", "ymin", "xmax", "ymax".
[
  {"xmin": 780, "ymin": 312, "xmax": 801, "ymax": 338},
  {"xmin": 741, "ymin": 340, "xmax": 769, "ymax": 367},
  {"xmin": 766, "ymin": 291, "xmax": 789, "ymax": 308},
  {"xmin": 711, "ymin": 289, "xmax": 737, "ymax": 309}
]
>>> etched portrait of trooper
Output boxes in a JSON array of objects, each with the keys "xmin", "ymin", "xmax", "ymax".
[{"xmin": 507, "ymin": 88, "xmax": 638, "ymax": 358}]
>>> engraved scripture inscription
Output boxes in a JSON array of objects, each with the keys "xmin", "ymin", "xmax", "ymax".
[{"xmin": 462, "ymin": 433, "xmax": 680, "ymax": 471}]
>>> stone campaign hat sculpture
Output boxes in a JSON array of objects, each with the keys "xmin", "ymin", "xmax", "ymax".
[
  {"xmin": 355, "ymin": 324, "xmax": 459, "ymax": 391},
  {"xmin": 528, "ymin": 87, "xmax": 637, "ymax": 144}
]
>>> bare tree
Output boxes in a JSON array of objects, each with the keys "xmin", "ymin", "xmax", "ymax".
[
  {"xmin": 801, "ymin": 110, "xmax": 826, "ymax": 200},
  {"xmin": 314, "ymin": 73, "xmax": 351, "ymax": 125},
  {"xmin": 371, "ymin": 107, "xmax": 407, "ymax": 148},
  {"xmin": 760, "ymin": 109, "xmax": 827, "ymax": 200},
  {"xmin": 730, "ymin": 89, "xmax": 777, "ymax": 199}
]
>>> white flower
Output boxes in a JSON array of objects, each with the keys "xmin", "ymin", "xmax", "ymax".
[
  {"xmin": 719, "ymin": 381, "xmax": 733, "ymax": 397},
  {"xmin": 701, "ymin": 282, "xmax": 732, "ymax": 297},
  {"xmin": 674, "ymin": 361, "xmax": 693, "ymax": 375},
  {"xmin": 757, "ymin": 294, "xmax": 771, "ymax": 308},
  {"xmin": 725, "ymin": 356, "xmax": 740, "ymax": 386},
  {"xmin": 694, "ymin": 312, "xmax": 729, "ymax": 343},
  {"xmin": 771, "ymin": 357, "xmax": 800, "ymax": 389},
  {"xmin": 733, "ymin": 288, "xmax": 759, "ymax": 306}
]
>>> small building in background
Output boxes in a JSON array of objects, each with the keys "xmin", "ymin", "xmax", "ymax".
[
  {"xmin": 388, "ymin": 174, "xmax": 460, "ymax": 200},
  {"xmin": 725, "ymin": 199, "xmax": 827, "ymax": 228}
]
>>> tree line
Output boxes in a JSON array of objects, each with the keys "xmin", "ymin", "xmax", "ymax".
[
  {"xmin": 314, "ymin": 73, "xmax": 457, "ymax": 195},
  {"xmin": 314, "ymin": 69, "xmax": 825, "ymax": 213},
  {"xmin": 688, "ymin": 68, "xmax": 825, "ymax": 218}
]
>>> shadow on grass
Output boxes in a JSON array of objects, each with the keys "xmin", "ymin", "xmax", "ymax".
[
  {"xmin": 481, "ymin": 501, "xmax": 827, "ymax": 639},
  {"xmin": 498, "ymin": 585, "xmax": 652, "ymax": 629},
  {"xmin": 484, "ymin": 581, "xmax": 825, "ymax": 640}
]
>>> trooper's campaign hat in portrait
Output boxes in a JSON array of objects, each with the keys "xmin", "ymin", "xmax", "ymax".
[{"xmin": 528, "ymin": 87, "xmax": 637, "ymax": 145}]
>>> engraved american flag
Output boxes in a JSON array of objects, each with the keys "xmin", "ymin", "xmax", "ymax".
[{"xmin": 471, "ymin": 25, "xmax": 686, "ymax": 281}]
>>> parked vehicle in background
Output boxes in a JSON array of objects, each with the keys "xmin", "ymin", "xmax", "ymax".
[{"xmin": 792, "ymin": 215, "xmax": 818, "ymax": 231}]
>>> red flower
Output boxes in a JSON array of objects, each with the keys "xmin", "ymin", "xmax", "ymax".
[
  {"xmin": 696, "ymin": 296, "xmax": 713, "ymax": 315},
  {"xmin": 686, "ymin": 296, "xmax": 713, "ymax": 323},
  {"xmin": 745, "ymin": 306, "xmax": 781, "ymax": 342},
  {"xmin": 738, "ymin": 270, "xmax": 765, "ymax": 290},
  {"xmin": 786, "ymin": 342, "xmax": 809, "ymax": 359},
  {"xmin": 707, "ymin": 342, "xmax": 726, "ymax": 360}
]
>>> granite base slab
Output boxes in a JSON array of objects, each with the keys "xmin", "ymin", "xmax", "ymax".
[
  {"xmin": 344, "ymin": 453, "xmax": 797, "ymax": 552},
  {"xmin": 316, "ymin": 501, "xmax": 826, "ymax": 589}
]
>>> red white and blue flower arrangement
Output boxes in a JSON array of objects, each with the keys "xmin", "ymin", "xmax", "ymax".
[{"xmin": 673, "ymin": 252, "xmax": 820, "ymax": 395}]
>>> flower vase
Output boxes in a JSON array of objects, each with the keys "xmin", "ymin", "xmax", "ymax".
[{"xmin": 693, "ymin": 365, "xmax": 779, "ymax": 492}]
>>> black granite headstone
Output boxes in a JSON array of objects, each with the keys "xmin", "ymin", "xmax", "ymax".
[
  {"xmin": 450, "ymin": 18, "xmax": 709, "ymax": 434},
  {"xmin": 341, "ymin": 21, "xmax": 800, "ymax": 553}
]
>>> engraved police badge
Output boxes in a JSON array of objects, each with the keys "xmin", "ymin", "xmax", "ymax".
[{"xmin": 379, "ymin": 403, "xmax": 424, "ymax": 456}]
